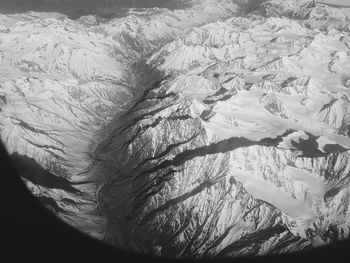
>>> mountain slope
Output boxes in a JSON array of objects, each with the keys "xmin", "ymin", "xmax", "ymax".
[
  {"xmin": 1, "ymin": 0, "xmax": 350, "ymax": 258},
  {"xmin": 0, "ymin": 0, "xmax": 259, "ymax": 243},
  {"xmin": 94, "ymin": 0, "xmax": 350, "ymax": 257}
]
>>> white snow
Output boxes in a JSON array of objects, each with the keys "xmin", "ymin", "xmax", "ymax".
[{"xmin": 233, "ymin": 169, "xmax": 315, "ymax": 220}]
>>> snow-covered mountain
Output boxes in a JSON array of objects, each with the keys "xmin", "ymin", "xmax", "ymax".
[{"xmin": 1, "ymin": 0, "xmax": 350, "ymax": 258}]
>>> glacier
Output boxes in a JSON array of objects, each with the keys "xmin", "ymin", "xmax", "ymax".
[{"xmin": 1, "ymin": 0, "xmax": 350, "ymax": 258}]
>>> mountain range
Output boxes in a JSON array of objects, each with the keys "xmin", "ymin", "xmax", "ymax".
[{"xmin": 1, "ymin": 0, "xmax": 350, "ymax": 258}]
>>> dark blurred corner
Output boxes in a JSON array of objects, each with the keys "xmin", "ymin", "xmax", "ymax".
[{"xmin": 0, "ymin": 139, "xmax": 159, "ymax": 262}]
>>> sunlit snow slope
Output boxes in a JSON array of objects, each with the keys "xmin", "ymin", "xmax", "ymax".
[
  {"xmin": 95, "ymin": 0, "xmax": 350, "ymax": 257},
  {"xmin": 1, "ymin": 0, "xmax": 350, "ymax": 258},
  {"xmin": 0, "ymin": 0, "xmax": 253, "ymax": 243}
]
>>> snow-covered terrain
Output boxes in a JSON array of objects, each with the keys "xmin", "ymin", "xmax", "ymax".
[{"xmin": 1, "ymin": 0, "xmax": 350, "ymax": 258}]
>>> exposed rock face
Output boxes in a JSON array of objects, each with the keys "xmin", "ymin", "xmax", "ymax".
[{"xmin": 1, "ymin": 0, "xmax": 350, "ymax": 258}]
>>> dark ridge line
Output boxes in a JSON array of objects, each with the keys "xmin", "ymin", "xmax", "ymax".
[
  {"xmin": 189, "ymin": 212, "xmax": 220, "ymax": 257},
  {"xmin": 132, "ymin": 131, "xmax": 201, "ymax": 178},
  {"xmin": 127, "ymin": 75, "xmax": 171, "ymax": 114},
  {"xmin": 216, "ymin": 223, "xmax": 287, "ymax": 257},
  {"xmin": 262, "ymin": 73, "xmax": 278, "ymax": 80},
  {"xmin": 119, "ymin": 140, "xmax": 152, "ymax": 174},
  {"xmin": 130, "ymin": 169, "xmax": 185, "ymax": 220},
  {"xmin": 138, "ymin": 180, "xmax": 228, "ymax": 257},
  {"xmin": 203, "ymin": 224, "xmax": 237, "ymax": 256},
  {"xmin": 61, "ymin": 197, "xmax": 78, "ymax": 206},
  {"xmin": 242, "ymin": 203, "xmax": 262, "ymax": 221},
  {"xmin": 0, "ymin": 94, "xmax": 7, "ymax": 104},
  {"xmin": 134, "ymin": 168, "xmax": 181, "ymax": 200},
  {"xmin": 162, "ymin": 209, "xmax": 193, "ymax": 247},
  {"xmin": 320, "ymin": 98, "xmax": 338, "ymax": 112},
  {"xmin": 143, "ymin": 208, "xmax": 197, "ymax": 256},
  {"xmin": 23, "ymin": 138, "xmax": 65, "ymax": 154},
  {"xmin": 118, "ymin": 102, "xmax": 174, "ymax": 135},
  {"xmin": 11, "ymin": 152, "xmax": 82, "ymax": 195},
  {"xmin": 129, "ymin": 188, "xmax": 162, "ymax": 217},
  {"xmin": 200, "ymin": 108, "xmax": 215, "ymax": 121},
  {"xmin": 167, "ymin": 114, "xmax": 192, "ymax": 121},
  {"xmin": 121, "ymin": 116, "xmax": 164, "ymax": 151},
  {"xmin": 327, "ymin": 154, "xmax": 340, "ymax": 174},
  {"xmin": 222, "ymin": 76, "xmax": 238, "ymax": 84},
  {"xmin": 324, "ymin": 184, "xmax": 348, "ymax": 202},
  {"xmin": 129, "ymin": 104, "xmax": 157, "ymax": 115},
  {"xmin": 206, "ymin": 87, "xmax": 229, "ymax": 98},
  {"xmin": 12, "ymin": 117, "xmax": 50, "ymax": 136},
  {"xmin": 180, "ymin": 212, "xmax": 212, "ymax": 257},
  {"xmin": 281, "ymin": 76, "xmax": 299, "ymax": 88},
  {"xmin": 140, "ymin": 180, "xmax": 219, "ymax": 225},
  {"xmin": 203, "ymin": 93, "xmax": 236, "ymax": 105},
  {"xmin": 71, "ymin": 180, "xmax": 95, "ymax": 185},
  {"xmin": 23, "ymin": 138, "xmax": 65, "ymax": 162},
  {"xmin": 182, "ymin": 202, "xmax": 225, "ymax": 257},
  {"xmin": 121, "ymin": 126, "xmax": 143, "ymax": 151},
  {"xmin": 132, "ymin": 92, "xmax": 178, "ymax": 111},
  {"xmin": 139, "ymin": 129, "xmax": 296, "ymax": 179},
  {"xmin": 268, "ymin": 233, "xmax": 307, "ymax": 255}
]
